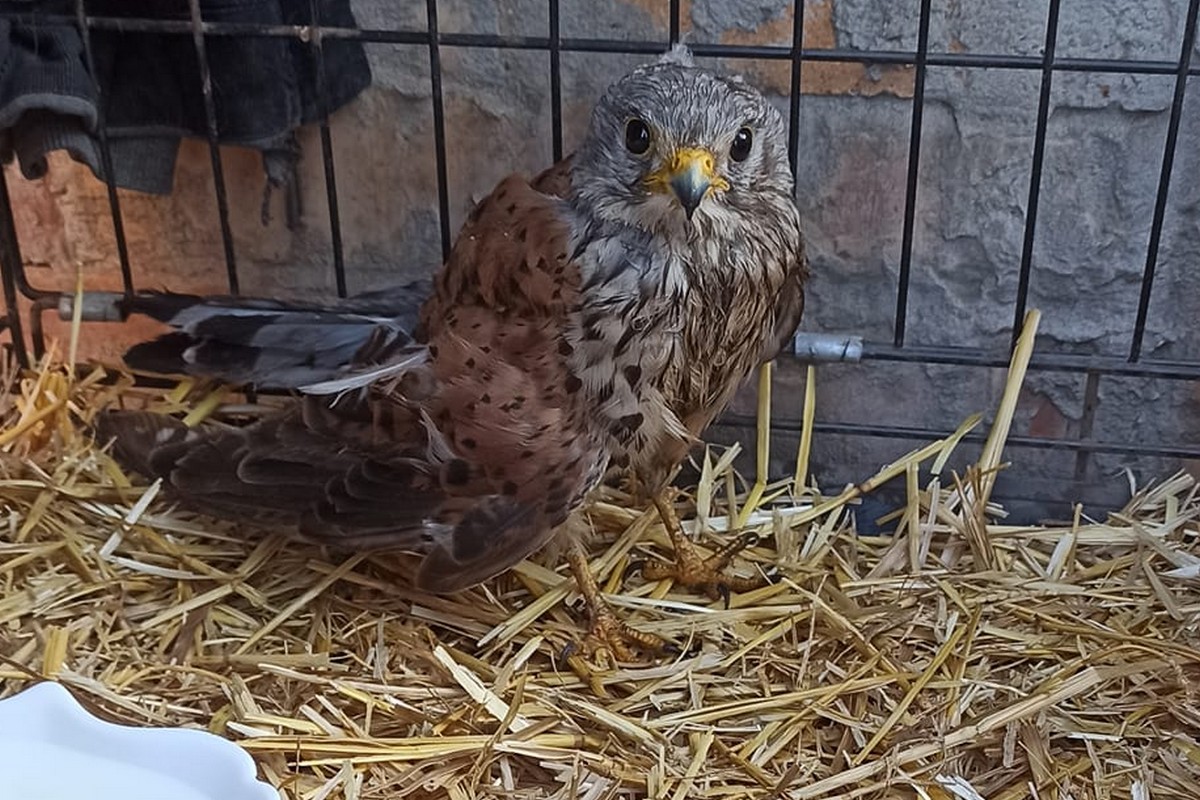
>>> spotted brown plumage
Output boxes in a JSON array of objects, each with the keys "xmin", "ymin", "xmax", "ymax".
[{"xmin": 97, "ymin": 46, "xmax": 808, "ymax": 658}]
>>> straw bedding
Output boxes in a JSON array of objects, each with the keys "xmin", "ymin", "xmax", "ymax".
[{"xmin": 2, "ymin": 313, "xmax": 1199, "ymax": 799}]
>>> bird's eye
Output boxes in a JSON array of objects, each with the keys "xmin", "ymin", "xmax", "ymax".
[
  {"xmin": 730, "ymin": 127, "xmax": 753, "ymax": 162},
  {"xmin": 625, "ymin": 118, "xmax": 652, "ymax": 155}
]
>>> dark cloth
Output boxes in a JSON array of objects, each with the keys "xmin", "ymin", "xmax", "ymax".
[{"xmin": 0, "ymin": 0, "xmax": 370, "ymax": 194}]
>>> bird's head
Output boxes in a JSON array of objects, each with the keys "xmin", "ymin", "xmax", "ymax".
[{"xmin": 572, "ymin": 46, "xmax": 794, "ymax": 238}]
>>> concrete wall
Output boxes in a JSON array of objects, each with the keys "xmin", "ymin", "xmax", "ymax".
[{"xmin": 8, "ymin": 0, "xmax": 1199, "ymax": 518}]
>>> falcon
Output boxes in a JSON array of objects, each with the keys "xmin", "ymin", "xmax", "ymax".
[{"xmin": 97, "ymin": 46, "xmax": 808, "ymax": 659}]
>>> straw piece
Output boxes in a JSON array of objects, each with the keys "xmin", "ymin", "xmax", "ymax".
[
  {"xmin": 735, "ymin": 362, "xmax": 773, "ymax": 528},
  {"xmin": 67, "ymin": 266, "xmax": 84, "ymax": 374},
  {"xmin": 977, "ymin": 309, "xmax": 1040, "ymax": 502},
  {"xmin": 234, "ymin": 554, "xmax": 367, "ymax": 654},
  {"xmin": 433, "ymin": 645, "xmax": 531, "ymax": 733},
  {"xmin": 42, "ymin": 625, "xmax": 69, "ymax": 677},
  {"xmin": 905, "ymin": 460, "xmax": 921, "ymax": 571},
  {"xmin": 182, "ymin": 387, "xmax": 227, "ymax": 428},
  {"xmin": 792, "ymin": 668, "xmax": 1103, "ymax": 799},
  {"xmin": 792, "ymin": 364, "xmax": 817, "ymax": 493},
  {"xmin": 669, "ymin": 729, "xmax": 714, "ymax": 800},
  {"xmin": 850, "ymin": 608, "xmax": 975, "ymax": 764}
]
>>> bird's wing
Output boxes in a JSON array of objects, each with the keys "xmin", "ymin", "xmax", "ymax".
[
  {"xmin": 412, "ymin": 168, "xmax": 599, "ymax": 591},
  {"xmin": 101, "ymin": 164, "xmax": 597, "ymax": 593},
  {"xmin": 762, "ymin": 245, "xmax": 809, "ymax": 363},
  {"xmin": 120, "ymin": 280, "xmax": 431, "ymax": 389},
  {"xmin": 96, "ymin": 395, "xmax": 442, "ymax": 539},
  {"xmin": 529, "ymin": 156, "xmax": 574, "ymax": 199}
]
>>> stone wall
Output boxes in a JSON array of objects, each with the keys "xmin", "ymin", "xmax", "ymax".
[{"xmin": 7, "ymin": 0, "xmax": 1199, "ymax": 519}]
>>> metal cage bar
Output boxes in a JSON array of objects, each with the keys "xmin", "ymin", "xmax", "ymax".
[
  {"xmin": 1010, "ymin": 0, "xmax": 1061, "ymax": 350},
  {"xmin": 721, "ymin": 414, "xmax": 1200, "ymax": 461},
  {"xmin": 785, "ymin": 0, "xmax": 805, "ymax": 179},
  {"xmin": 1129, "ymin": 0, "xmax": 1200, "ymax": 362},
  {"xmin": 2, "ymin": 12, "xmax": 1198, "ymax": 75},
  {"xmin": 74, "ymin": 0, "xmax": 134, "ymax": 297},
  {"xmin": 426, "ymin": 0, "xmax": 452, "ymax": 260},
  {"xmin": 548, "ymin": 0, "xmax": 563, "ymax": 163},
  {"xmin": 891, "ymin": 0, "xmax": 931, "ymax": 348},
  {"xmin": 187, "ymin": 0, "xmax": 241, "ymax": 294},
  {"xmin": 308, "ymin": 0, "xmax": 349, "ymax": 298},
  {"xmin": 0, "ymin": 171, "xmax": 55, "ymax": 303},
  {"xmin": 861, "ymin": 342, "xmax": 1200, "ymax": 381},
  {"xmin": 0, "ymin": 175, "xmax": 27, "ymax": 368}
]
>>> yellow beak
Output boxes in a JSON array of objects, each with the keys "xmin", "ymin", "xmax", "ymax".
[{"xmin": 646, "ymin": 147, "xmax": 729, "ymax": 220}]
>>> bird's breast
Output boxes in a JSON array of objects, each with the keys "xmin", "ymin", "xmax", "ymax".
[{"xmin": 568, "ymin": 236, "xmax": 783, "ymax": 487}]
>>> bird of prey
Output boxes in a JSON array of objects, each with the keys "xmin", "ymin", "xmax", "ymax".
[{"xmin": 97, "ymin": 46, "xmax": 808, "ymax": 659}]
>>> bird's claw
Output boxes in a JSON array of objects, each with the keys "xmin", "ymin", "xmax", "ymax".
[
  {"xmin": 582, "ymin": 599, "xmax": 674, "ymax": 664},
  {"xmin": 565, "ymin": 542, "xmax": 680, "ymax": 670},
  {"xmin": 640, "ymin": 528, "xmax": 769, "ymax": 607}
]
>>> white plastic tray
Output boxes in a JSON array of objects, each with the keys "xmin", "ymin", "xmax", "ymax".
[{"xmin": 0, "ymin": 681, "xmax": 277, "ymax": 800}]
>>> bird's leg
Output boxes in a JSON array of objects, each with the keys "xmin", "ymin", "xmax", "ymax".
[
  {"xmin": 566, "ymin": 540, "xmax": 670, "ymax": 662},
  {"xmin": 640, "ymin": 489, "xmax": 767, "ymax": 606}
]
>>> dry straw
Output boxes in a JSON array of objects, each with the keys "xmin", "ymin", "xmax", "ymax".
[{"xmin": 1, "ymin": 310, "xmax": 1199, "ymax": 799}]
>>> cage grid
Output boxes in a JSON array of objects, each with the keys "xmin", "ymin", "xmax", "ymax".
[{"xmin": 1, "ymin": 0, "xmax": 1198, "ymax": 479}]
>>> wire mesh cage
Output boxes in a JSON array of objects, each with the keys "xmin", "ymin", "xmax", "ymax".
[{"xmin": 1, "ymin": 0, "xmax": 1198, "ymax": 520}]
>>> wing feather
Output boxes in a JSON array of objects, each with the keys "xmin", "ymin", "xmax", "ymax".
[
  {"xmin": 99, "ymin": 162, "xmax": 603, "ymax": 591},
  {"xmin": 762, "ymin": 245, "xmax": 809, "ymax": 363}
]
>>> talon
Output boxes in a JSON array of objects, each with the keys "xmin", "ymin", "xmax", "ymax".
[
  {"xmin": 645, "ymin": 490, "xmax": 769, "ymax": 602},
  {"xmin": 568, "ymin": 541, "xmax": 673, "ymax": 664},
  {"xmin": 706, "ymin": 529, "xmax": 760, "ymax": 567},
  {"xmin": 584, "ymin": 605, "xmax": 670, "ymax": 662}
]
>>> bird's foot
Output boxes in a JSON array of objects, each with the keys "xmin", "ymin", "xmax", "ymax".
[
  {"xmin": 580, "ymin": 592, "xmax": 675, "ymax": 664},
  {"xmin": 560, "ymin": 592, "xmax": 684, "ymax": 694},
  {"xmin": 640, "ymin": 492, "xmax": 770, "ymax": 608},
  {"xmin": 565, "ymin": 542, "xmax": 675, "ymax": 667},
  {"xmin": 639, "ymin": 530, "xmax": 768, "ymax": 606}
]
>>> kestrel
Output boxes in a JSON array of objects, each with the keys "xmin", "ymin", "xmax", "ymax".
[{"xmin": 97, "ymin": 47, "xmax": 808, "ymax": 659}]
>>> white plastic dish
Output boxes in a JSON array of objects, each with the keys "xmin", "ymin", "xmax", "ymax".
[{"xmin": 0, "ymin": 681, "xmax": 277, "ymax": 800}]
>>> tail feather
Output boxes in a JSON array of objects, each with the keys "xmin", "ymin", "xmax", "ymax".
[
  {"xmin": 118, "ymin": 281, "xmax": 431, "ymax": 389},
  {"xmin": 93, "ymin": 410, "xmax": 194, "ymax": 480},
  {"xmin": 94, "ymin": 408, "xmax": 443, "ymax": 544},
  {"xmin": 94, "ymin": 407, "xmax": 565, "ymax": 590}
]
